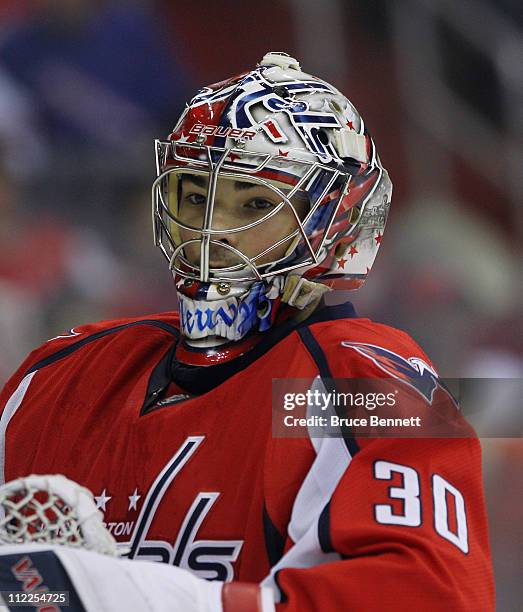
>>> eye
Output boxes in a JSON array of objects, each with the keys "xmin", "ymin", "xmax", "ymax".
[
  {"xmin": 184, "ymin": 193, "xmax": 206, "ymax": 206},
  {"xmin": 245, "ymin": 198, "xmax": 275, "ymax": 211}
]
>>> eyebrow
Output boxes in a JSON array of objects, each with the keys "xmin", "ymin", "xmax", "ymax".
[{"xmin": 183, "ymin": 174, "xmax": 258, "ymax": 191}]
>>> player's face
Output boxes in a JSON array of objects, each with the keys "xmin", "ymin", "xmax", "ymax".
[{"xmin": 175, "ymin": 174, "xmax": 309, "ymax": 268}]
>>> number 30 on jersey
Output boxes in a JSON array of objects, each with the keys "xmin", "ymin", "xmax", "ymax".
[{"xmin": 373, "ymin": 460, "xmax": 469, "ymax": 554}]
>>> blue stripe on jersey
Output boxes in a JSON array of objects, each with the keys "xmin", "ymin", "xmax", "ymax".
[
  {"xmin": 26, "ymin": 320, "xmax": 179, "ymax": 377},
  {"xmin": 297, "ymin": 326, "xmax": 360, "ymax": 457},
  {"xmin": 263, "ymin": 503, "xmax": 286, "ymax": 568},
  {"xmin": 318, "ymin": 502, "xmax": 335, "ymax": 553}
]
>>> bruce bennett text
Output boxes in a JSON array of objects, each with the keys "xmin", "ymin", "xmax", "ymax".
[{"xmin": 283, "ymin": 415, "xmax": 422, "ymax": 428}]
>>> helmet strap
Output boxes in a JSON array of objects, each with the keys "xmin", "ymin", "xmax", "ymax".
[{"xmin": 281, "ymin": 275, "xmax": 331, "ymax": 310}]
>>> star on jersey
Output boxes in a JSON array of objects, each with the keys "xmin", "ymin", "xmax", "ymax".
[
  {"xmin": 94, "ymin": 489, "xmax": 112, "ymax": 511},
  {"xmin": 128, "ymin": 488, "xmax": 141, "ymax": 511}
]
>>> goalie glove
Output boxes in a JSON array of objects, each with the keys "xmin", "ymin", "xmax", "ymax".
[
  {"xmin": 0, "ymin": 543, "xmax": 275, "ymax": 611},
  {"xmin": 0, "ymin": 474, "xmax": 120, "ymax": 556},
  {"xmin": 0, "ymin": 475, "xmax": 275, "ymax": 611}
]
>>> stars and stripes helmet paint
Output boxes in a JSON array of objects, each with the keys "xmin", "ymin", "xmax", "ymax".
[{"xmin": 152, "ymin": 52, "xmax": 392, "ymax": 364}]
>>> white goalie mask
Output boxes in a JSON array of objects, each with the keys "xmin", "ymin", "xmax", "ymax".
[{"xmin": 152, "ymin": 52, "xmax": 392, "ymax": 362}]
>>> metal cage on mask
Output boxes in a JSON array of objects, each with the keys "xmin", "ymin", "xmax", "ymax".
[{"xmin": 152, "ymin": 139, "xmax": 353, "ymax": 285}]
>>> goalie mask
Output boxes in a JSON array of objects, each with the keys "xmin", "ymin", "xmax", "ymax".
[{"xmin": 152, "ymin": 52, "xmax": 392, "ymax": 364}]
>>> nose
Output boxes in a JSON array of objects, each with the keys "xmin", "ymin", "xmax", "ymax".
[
  {"xmin": 209, "ymin": 236, "xmax": 239, "ymax": 266},
  {"xmin": 208, "ymin": 223, "xmax": 243, "ymax": 266},
  {"xmin": 209, "ymin": 210, "xmax": 240, "ymax": 249}
]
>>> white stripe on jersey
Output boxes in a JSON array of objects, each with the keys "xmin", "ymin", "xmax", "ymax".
[
  {"xmin": 262, "ymin": 377, "xmax": 353, "ymax": 602},
  {"xmin": 0, "ymin": 371, "xmax": 37, "ymax": 485}
]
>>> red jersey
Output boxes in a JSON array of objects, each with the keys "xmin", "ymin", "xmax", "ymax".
[{"xmin": 0, "ymin": 302, "xmax": 494, "ymax": 610}]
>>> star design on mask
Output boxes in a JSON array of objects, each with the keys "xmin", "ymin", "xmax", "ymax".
[
  {"xmin": 177, "ymin": 133, "xmax": 189, "ymax": 143},
  {"xmin": 346, "ymin": 120, "xmax": 354, "ymax": 130},
  {"xmin": 278, "ymin": 149, "xmax": 289, "ymax": 157},
  {"xmin": 94, "ymin": 489, "xmax": 112, "ymax": 512},
  {"xmin": 348, "ymin": 245, "xmax": 358, "ymax": 258},
  {"xmin": 375, "ymin": 232, "xmax": 383, "ymax": 245},
  {"xmin": 128, "ymin": 488, "xmax": 141, "ymax": 511},
  {"xmin": 337, "ymin": 257, "xmax": 347, "ymax": 269}
]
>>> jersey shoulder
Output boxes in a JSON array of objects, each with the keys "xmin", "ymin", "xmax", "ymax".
[
  {"xmin": 36, "ymin": 310, "xmax": 179, "ymax": 355},
  {"xmin": 308, "ymin": 313, "xmax": 437, "ymax": 378},
  {"xmin": 1, "ymin": 312, "xmax": 181, "ymax": 397}
]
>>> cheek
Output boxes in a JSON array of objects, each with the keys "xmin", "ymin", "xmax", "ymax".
[
  {"xmin": 177, "ymin": 224, "xmax": 201, "ymax": 260},
  {"xmin": 241, "ymin": 215, "xmax": 295, "ymax": 260},
  {"xmin": 178, "ymin": 226, "xmax": 189, "ymax": 242},
  {"xmin": 179, "ymin": 225, "xmax": 200, "ymax": 244},
  {"xmin": 262, "ymin": 210, "xmax": 296, "ymax": 241},
  {"xmin": 178, "ymin": 229, "xmax": 200, "ymax": 264},
  {"xmin": 178, "ymin": 205, "xmax": 202, "ymax": 226}
]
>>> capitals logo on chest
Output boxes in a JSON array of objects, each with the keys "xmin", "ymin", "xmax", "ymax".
[{"xmin": 98, "ymin": 436, "xmax": 243, "ymax": 581}]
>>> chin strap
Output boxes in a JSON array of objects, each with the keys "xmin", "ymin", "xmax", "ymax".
[
  {"xmin": 281, "ymin": 275, "xmax": 330, "ymax": 309},
  {"xmin": 177, "ymin": 274, "xmax": 331, "ymax": 347}
]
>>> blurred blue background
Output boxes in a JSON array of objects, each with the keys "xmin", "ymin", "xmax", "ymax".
[{"xmin": 0, "ymin": 1, "xmax": 521, "ymax": 608}]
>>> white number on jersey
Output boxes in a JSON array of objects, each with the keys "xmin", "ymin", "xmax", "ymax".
[{"xmin": 373, "ymin": 460, "xmax": 469, "ymax": 553}]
